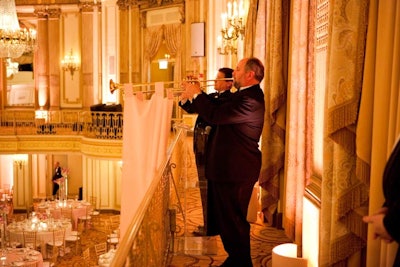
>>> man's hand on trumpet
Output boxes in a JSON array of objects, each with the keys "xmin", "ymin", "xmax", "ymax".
[{"xmin": 180, "ymin": 80, "xmax": 202, "ymax": 102}]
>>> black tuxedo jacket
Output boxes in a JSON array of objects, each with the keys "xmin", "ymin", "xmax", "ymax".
[
  {"xmin": 179, "ymin": 90, "xmax": 232, "ymax": 154},
  {"xmin": 191, "ymin": 84, "xmax": 265, "ymax": 183},
  {"xmin": 383, "ymin": 139, "xmax": 400, "ymax": 243}
]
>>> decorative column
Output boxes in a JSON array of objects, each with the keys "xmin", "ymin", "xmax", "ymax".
[
  {"xmin": 35, "ymin": 7, "xmax": 50, "ymax": 109},
  {"xmin": 47, "ymin": 8, "xmax": 62, "ymax": 110},
  {"xmin": 80, "ymin": 1, "xmax": 101, "ymax": 108}
]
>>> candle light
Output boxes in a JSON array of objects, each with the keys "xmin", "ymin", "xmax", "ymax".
[
  {"xmin": 233, "ymin": 1, "xmax": 238, "ymax": 18},
  {"xmin": 227, "ymin": 1, "xmax": 232, "ymax": 18},
  {"xmin": 221, "ymin": 13, "xmax": 227, "ymax": 29}
]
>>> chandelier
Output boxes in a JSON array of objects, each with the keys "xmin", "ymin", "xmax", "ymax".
[
  {"xmin": 0, "ymin": 0, "xmax": 37, "ymax": 59},
  {"xmin": 61, "ymin": 49, "xmax": 80, "ymax": 79},
  {"xmin": 217, "ymin": 1, "xmax": 246, "ymax": 55}
]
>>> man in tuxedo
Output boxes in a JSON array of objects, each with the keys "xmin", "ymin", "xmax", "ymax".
[
  {"xmin": 181, "ymin": 58, "xmax": 265, "ymax": 267},
  {"xmin": 179, "ymin": 67, "xmax": 234, "ymax": 236},
  {"xmin": 52, "ymin": 161, "xmax": 63, "ymax": 198}
]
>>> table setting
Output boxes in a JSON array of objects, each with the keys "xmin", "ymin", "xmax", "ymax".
[
  {"xmin": 35, "ymin": 199, "xmax": 92, "ymax": 230},
  {"xmin": 0, "ymin": 247, "xmax": 43, "ymax": 266}
]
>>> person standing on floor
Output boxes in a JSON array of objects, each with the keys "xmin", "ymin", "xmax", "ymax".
[
  {"xmin": 179, "ymin": 67, "xmax": 234, "ymax": 236},
  {"xmin": 52, "ymin": 161, "xmax": 63, "ymax": 198},
  {"xmin": 180, "ymin": 57, "xmax": 265, "ymax": 267},
  {"xmin": 363, "ymin": 135, "xmax": 400, "ymax": 267}
]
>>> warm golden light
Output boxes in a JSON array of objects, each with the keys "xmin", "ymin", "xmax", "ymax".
[
  {"xmin": 13, "ymin": 154, "xmax": 26, "ymax": 169},
  {"xmin": 61, "ymin": 49, "xmax": 80, "ymax": 79},
  {"xmin": 0, "ymin": 0, "xmax": 37, "ymax": 59},
  {"xmin": 217, "ymin": 0, "xmax": 246, "ymax": 55}
]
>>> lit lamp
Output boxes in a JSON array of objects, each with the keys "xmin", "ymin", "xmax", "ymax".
[
  {"xmin": 61, "ymin": 49, "xmax": 80, "ymax": 79},
  {"xmin": 0, "ymin": 0, "xmax": 37, "ymax": 59},
  {"xmin": 217, "ymin": 0, "xmax": 246, "ymax": 55},
  {"xmin": 158, "ymin": 54, "xmax": 171, "ymax": 70}
]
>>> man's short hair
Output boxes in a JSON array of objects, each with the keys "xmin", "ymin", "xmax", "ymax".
[
  {"xmin": 245, "ymin": 58, "xmax": 264, "ymax": 82},
  {"xmin": 218, "ymin": 67, "xmax": 234, "ymax": 79}
]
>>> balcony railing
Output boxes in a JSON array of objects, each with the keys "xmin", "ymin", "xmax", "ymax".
[
  {"xmin": 110, "ymin": 125, "xmax": 189, "ymax": 267},
  {"xmin": 0, "ymin": 110, "xmax": 124, "ymax": 139}
]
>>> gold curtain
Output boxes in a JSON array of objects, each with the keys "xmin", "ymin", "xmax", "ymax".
[
  {"xmin": 320, "ymin": 0, "xmax": 369, "ymax": 266},
  {"xmin": 252, "ymin": 0, "xmax": 289, "ymax": 225},
  {"xmin": 243, "ymin": 0, "xmax": 258, "ymax": 56},
  {"xmin": 163, "ymin": 23, "xmax": 182, "ymax": 84},
  {"xmin": 361, "ymin": 0, "xmax": 400, "ymax": 266},
  {"xmin": 143, "ymin": 25, "xmax": 164, "ymax": 82}
]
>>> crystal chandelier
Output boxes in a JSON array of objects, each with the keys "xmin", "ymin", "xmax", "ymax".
[
  {"xmin": 0, "ymin": 0, "xmax": 37, "ymax": 59},
  {"xmin": 217, "ymin": 1, "xmax": 246, "ymax": 55}
]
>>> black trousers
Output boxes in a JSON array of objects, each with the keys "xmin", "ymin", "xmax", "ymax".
[
  {"xmin": 209, "ymin": 179, "xmax": 255, "ymax": 267},
  {"xmin": 52, "ymin": 182, "xmax": 59, "ymax": 196}
]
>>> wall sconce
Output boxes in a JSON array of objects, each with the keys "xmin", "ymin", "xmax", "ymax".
[
  {"xmin": 158, "ymin": 54, "xmax": 171, "ymax": 70},
  {"xmin": 61, "ymin": 49, "xmax": 80, "ymax": 79},
  {"xmin": 218, "ymin": 0, "xmax": 246, "ymax": 55},
  {"xmin": 13, "ymin": 155, "xmax": 26, "ymax": 170}
]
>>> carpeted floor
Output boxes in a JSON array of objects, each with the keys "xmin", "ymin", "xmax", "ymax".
[{"xmin": 167, "ymin": 136, "xmax": 293, "ymax": 267}]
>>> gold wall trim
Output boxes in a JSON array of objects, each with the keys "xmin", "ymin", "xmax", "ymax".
[
  {"xmin": 81, "ymin": 137, "xmax": 122, "ymax": 158},
  {"xmin": 0, "ymin": 135, "xmax": 122, "ymax": 158}
]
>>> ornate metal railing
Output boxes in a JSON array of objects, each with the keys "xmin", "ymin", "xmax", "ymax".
[
  {"xmin": 110, "ymin": 125, "xmax": 189, "ymax": 267},
  {"xmin": 0, "ymin": 110, "xmax": 124, "ymax": 139}
]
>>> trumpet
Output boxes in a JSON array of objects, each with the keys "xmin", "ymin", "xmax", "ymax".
[{"xmin": 109, "ymin": 78, "xmax": 233, "ymax": 94}]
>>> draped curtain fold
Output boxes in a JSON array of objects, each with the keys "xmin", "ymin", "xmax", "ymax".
[
  {"xmin": 143, "ymin": 25, "xmax": 164, "ymax": 82},
  {"xmin": 320, "ymin": 0, "xmax": 370, "ymax": 266},
  {"xmin": 143, "ymin": 24, "xmax": 182, "ymax": 84},
  {"xmin": 243, "ymin": 0, "xmax": 259, "ymax": 56},
  {"xmin": 164, "ymin": 23, "xmax": 182, "ymax": 83},
  {"xmin": 361, "ymin": 1, "xmax": 400, "ymax": 266},
  {"xmin": 255, "ymin": 0, "xmax": 288, "ymax": 226}
]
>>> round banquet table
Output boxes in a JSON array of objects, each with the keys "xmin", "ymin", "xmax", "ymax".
[
  {"xmin": 7, "ymin": 219, "xmax": 72, "ymax": 259},
  {"xmin": 35, "ymin": 200, "xmax": 92, "ymax": 230},
  {"xmin": 0, "ymin": 248, "xmax": 43, "ymax": 267}
]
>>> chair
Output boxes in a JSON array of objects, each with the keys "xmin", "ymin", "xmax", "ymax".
[
  {"xmin": 65, "ymin": 221, "xmax": 82, "ymax": 255},
  {"xmin": 89, "ymin": 196, "xmax": 101, "ymax": 228},
  {"xmin": 7, "ymin": 229, "xmax": 22, "ymax": 248},
  {"xmin": 23, "ymin": 230, "xmax": 38, "ymax": 250},
  {"xmin": 109, "ymin": 215, "xmax": 120, "ymax": 233},
  {"xmin": 43, "ymin": 246, "xmax": 58, "ymax": 267},
  {"xmin": 46, "ymin": 228, "xmax": 66, "ymax": 258},
  {"xmin": 77, "ymin": 205, "xmax": 92, "ymax": 231},
  {"xmin": 82, "ymin": 247, "xmax": 92, "ymax": 267},
  {"xmin": 61, "ymin": 207, "xmax": 73, "ymax": 222},
  {"xmin": 94, "ymin": 242, "xmax": 107, "ymax": 258}
]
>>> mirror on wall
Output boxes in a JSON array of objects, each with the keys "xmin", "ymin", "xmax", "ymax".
[
  {"xmin": 6, "ymin": 52, "xmax": 35, "ymax": 107},
  {"xmin": 3, "ymin": 15, "xmax": 37, "ymax": 108}
]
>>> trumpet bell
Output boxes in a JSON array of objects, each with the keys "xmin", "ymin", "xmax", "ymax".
[{"xmin": 110, "ymin": 79, "xmax": 122, "ymax": 94}]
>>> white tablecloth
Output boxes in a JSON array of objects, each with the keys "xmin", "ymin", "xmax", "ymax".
[
  {"xmin": 0, "ymin": 248, "xmax": 43, "ymax": 267},
  {"xmin": 7, "ymin": 219, "xmax": 72, "ymax": 258},
  {"xmin": 36, "ymin": 200, "xmax": 92, "ymax": 230}
]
